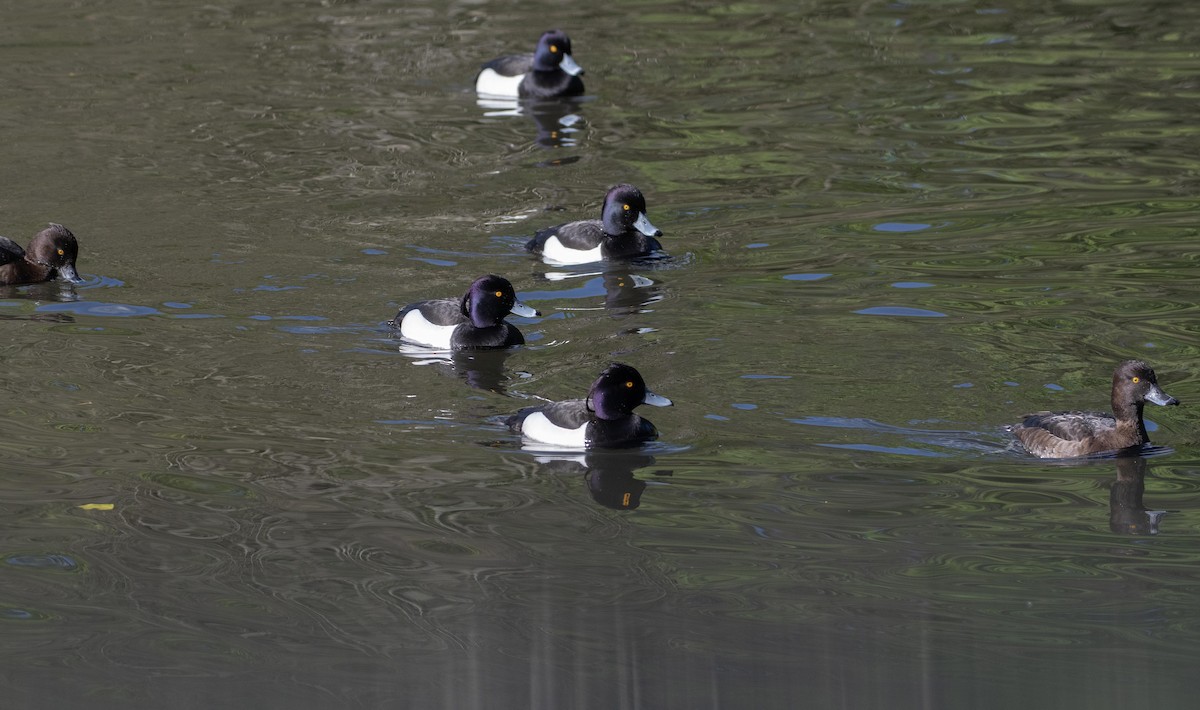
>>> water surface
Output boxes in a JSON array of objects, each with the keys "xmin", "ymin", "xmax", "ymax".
[{"xmin": 4, "ymin": 0, "xmax": 1200, "ymax": 708}]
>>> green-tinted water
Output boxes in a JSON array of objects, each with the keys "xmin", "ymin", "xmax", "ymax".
[{"xmin": 4, "ymin": 0, "xmax": 1200, "ymax": 707}]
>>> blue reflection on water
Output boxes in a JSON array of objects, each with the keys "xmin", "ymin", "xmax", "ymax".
[
  {"xmin": 874, "ymin": 221, "xmax": 932, "ymax": 232},
  {"xmin": 855, "ymin": 306, "xmax": 947, "ymax": 317},
  {"xmin": 37, "ymin": 302, "xmax": 160, "ymax": 317},
  {"xmin": 820, "ymin": 442, "xmax": 951, "ymax": 457},
  {"xmin": 5, "ymin": 553, "xmax": 78, "ymax": 570}
]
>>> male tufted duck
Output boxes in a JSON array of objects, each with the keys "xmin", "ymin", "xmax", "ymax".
[
  {"xmin": 525, "ymin": 184, "xmax": 663, "ymax": 265},
  {"xmin": 475, "ymin": 29, "xmax": 585, "ymax": 99},
  {"xmin": 0, "ymin": 223, "xmax": 82, "ymax": 286},
  {"xmin": 507, "ymin": 362, "xmax": 672, "ymax": 449},
  {"xmin": 389, "ymin": 274, "xmax": 539, "ymax": 350},
  {"xmin": 1010, "ymin": 359, "xmax": 1180, "ymax": 459}
]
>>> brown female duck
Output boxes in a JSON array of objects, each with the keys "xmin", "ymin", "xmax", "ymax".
[
  {"xmin": 0, "ymin": 223, "xmax": 82, "ymax": 286},
  {"xmin": 1010, "ymin": 360, "xmax": 1179, "ymax": 458}
]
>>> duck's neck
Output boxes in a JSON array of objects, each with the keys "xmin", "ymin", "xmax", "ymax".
[
  {"xmin": 1113, "ymin": 396, "xmax": 1148, "ymax": 442},
  {"xmin": 25, "ymin": 252, "xmax": 50, "ymax": 267},
  {"xmin": 467, "ymin": 319, "xmax": 503, "ymax": 333},
  {"xmin": 467, "ymin": 310, "xmax": 502, "ymax": 329}
]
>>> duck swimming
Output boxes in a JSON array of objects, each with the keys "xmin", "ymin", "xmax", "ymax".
[
  {"xmin": 475, "ymin": 29, "xmax": 585, "ymax": 99},
  {"xmin": 389, "ymin": 274, "xmax": 539, "ymax": 350},
  {"xmin": 1010, "ymin": 359, "xmax": 1179, "ymax": 459},
  {"xmin": 506, "ymin": 362, "xmax": 672, "ymax": 449},
  {"xmin": 0, "ymin": 223, "xmax": 82, "ymax": 286},
  {"xmin": 525, "ymin": 184, "xmax": 663, "ymax": 265}
]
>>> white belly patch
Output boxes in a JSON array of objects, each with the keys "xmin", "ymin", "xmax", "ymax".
[
  {"xmin": 400, "ymin": 310, "xmax": 456, "ymax": 349},
  {"xmin": 541, "ymin": 237, "xmax": 603, "ymax": 265},
  {"xmin": 475, "ymin": 68, "xmax": 524, "ymax": 98},
  {"xmin": 520, "ymin": 411, "xmax": 588, "ymax": 448}
]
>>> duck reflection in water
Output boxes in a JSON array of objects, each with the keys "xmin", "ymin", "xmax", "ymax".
[
  {"xmin": 1110, "ymin": 454, "xmax": 1165, "ymax": 535},
  {"xmin": 537, "ymin": 266, "xmax": 663, "ymax": 316},
  {"xmin": 600, "ymin": 270, "xmax": 660, "ymax": 312},
  {"xmin": 394, "ymin": 345, "xmax": 518, "ymax": 395},
  {"xmin": 0, "ymin": 310, "xmax": 77, "ymax": 324},
  {"xmin": 476, "ymin": 96, "xmax": 586, "ymax": 151},
  {"xmin": 531, "ymin": 451, "xmax": 669, "ymax": 510},
  {"xmin": 450, "ymin": 349, "xmax": 516, "ymax": 393},
  {"xmin": 0, "ymin": 278, "xmax": 82, "ymax": 309}
]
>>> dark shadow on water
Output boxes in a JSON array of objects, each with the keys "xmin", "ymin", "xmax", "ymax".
[
  {"xmin": 528, "ymin": 451, "xmax": 671, "ymax": 510},
  {"xmin": 1009, "ymin": 449, "xmax": 1172, "ymax": 534},
  {"xmin": 391, "ymin": 339, "xmax": 521, "ymax": 394},
  {"xmin": 0, "ymin": 311, "xmax": 76, "ymax": 324},
  {"xmin": 523, "ymin": 264, "xmax": 665, "ymax": 317},
  {"xmin": 1012, "ymin": 451, "xmax": 1170, "ymax": 535},
  {"xmin": 0, "ymin": 280, "xmax": 82, "ymax": 304},
  {"xmin": 598, "ymin": 270, "xmax": 663, "ymax": 312},
  {"xmin": 1109, "ymin": 454, "xmax": 1164, "ymax": 535},
  {"xmin": 476, "ymin": 95, "xmax": 588, "ymax": 151},
  {"xmin": 449, "ymin": 349, "xmax": 518, "ymax": 394},
  {"xmin": 0, "ymin": 280, "xmax": 84, "ymax": 322}
]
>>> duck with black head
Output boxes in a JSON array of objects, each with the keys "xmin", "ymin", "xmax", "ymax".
[
  {"xmin": 1009, "ymin": 359, "xmax": 1180, "ymax": 459},
  {"xmin": 388, "ymin": 274, "xmax": 539, "ymax": 351},
  {"xmin": 475, "ymin": 29, "xmax": 585, "ymax": 99},
  {"xmin": 0, "ymin": 223, "xmax": 82, "ymax": 286},
  {"xmin": 506, "ymin": 363, "xmax": 672, "ymax": 449},
  {"xmin": 525, "ymin": 184, "xmax": 664, "ymax": 265}
]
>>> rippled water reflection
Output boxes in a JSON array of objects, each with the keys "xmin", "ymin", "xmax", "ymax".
[{"xmin": 5, "ymin": 0, "xmax": 1200, "ymax": 707}]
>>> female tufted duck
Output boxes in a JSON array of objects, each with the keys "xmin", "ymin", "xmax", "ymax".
[
  {"xmin": 475, "ymin": 29, "xmax": 584, "ymax": 99},
  {"xmin": 389, "ymin": 274, "xmax": 539, "ymax": 350},
  {"xmin": 0, "ymin": 223, "xmax": 82, "ymax": 286},
  {"xmin": 507, "ymin": 362, "xmax": 672, "ymax": 449},
  {"xmin": 1010, "ymin": 359, "xmax": 1180, "ymax": 459},
  {"xmin": 525, "ymin": 184, "xmax": 663, "ymax": 265}
]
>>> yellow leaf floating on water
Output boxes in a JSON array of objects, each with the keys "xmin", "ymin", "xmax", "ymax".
[{"xmin": 77, "ymin": 503, "xmax": 114, "ymax": 511}]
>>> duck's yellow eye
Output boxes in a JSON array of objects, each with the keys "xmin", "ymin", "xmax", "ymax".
[
  {"xmin": 494, "ymin": 290, "xmax": 503, "ymax": 298},
  {"xmin": 625, "ymin": 381, "xmax": 634, "ymax": 388},
  {"xmin": 1132, "ymin": 376, "xmax": 1140, "ymax": 383},
  {"xmin": 622, "ymin": 204, "xmax": 630, "ymax": 211},
  {"xmin": 550, "ymin": 44, "xmax": 558, "ymax": 53},
  {"xmin": 57, "ymin": 248, "xmax": 64, "ymax": 256}
]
